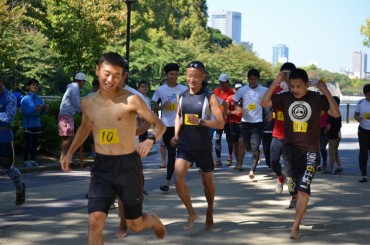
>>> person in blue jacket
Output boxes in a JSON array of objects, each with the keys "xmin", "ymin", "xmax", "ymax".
[
  {"xmin": 21, "ymin": 78, "xmax": 49, "ymax": 167},
  {"xmin": 0, "ymin": 77, "xmax": 26, "ymax": 205}
]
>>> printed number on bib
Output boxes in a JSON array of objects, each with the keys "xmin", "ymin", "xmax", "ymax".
[
  {"xmin": 99, "ymin": 129, "xmax": 120, "ymax": 144},
  {"xmin": 277, "ymin": 111, "xmax": 284, "ymax": 121},
  {"xmin": 166, "ymin": 102, "xmax": 177, "ymax": 111},
  {"xmin": 247, "ymin": 103, "xmax": 256, "ymax": 110},
  {"xmin": 293, "ymin": 121, "xmax": 308, "ymax": 133},
  {"xmin": 184, "ymin": 114, "xmax": 199, "ymax": 125}
]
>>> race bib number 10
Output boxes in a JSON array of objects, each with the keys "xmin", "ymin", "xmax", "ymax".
[{"xmin": 99, "ymin": 128, "xmax": 120, "ymax": 144}]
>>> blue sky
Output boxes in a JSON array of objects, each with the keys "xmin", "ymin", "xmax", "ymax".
[{"xmin": 206, "ymin": 0, "xmax": 370, "ymax": 72}]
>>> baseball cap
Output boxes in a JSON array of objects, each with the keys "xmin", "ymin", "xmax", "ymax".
[
  {"xmin": 75, "ymin": 72, "xmax": 87, "ymax": 81},
  {"xmin": 218, "ymin": 73, "xmax": 229, "ymax": 82},
  {"xmin": 235, "ymin": 83, "xmax": 243, "ymax": 89}
]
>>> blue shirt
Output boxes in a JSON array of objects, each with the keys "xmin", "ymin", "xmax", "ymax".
[
  {"xmin": 21, "ymin": 92, "xmax": 47, "ymax": 128},
  {"xmin": 0, "ymin": 85, "xmax": 16, "ymax": 142}
]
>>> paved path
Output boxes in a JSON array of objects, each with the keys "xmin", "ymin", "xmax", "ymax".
[{"xmin": 1, "ymin": 122, "xmax": 369, "ymax": 245}]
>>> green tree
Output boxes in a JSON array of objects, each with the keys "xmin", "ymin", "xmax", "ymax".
[
  {"xmin": 40, "ymin": 0, "xmax": 126, "ymax": 77},
  {"xmin": 360, "ymin": 17, "xmax": 370, "ymax": 47}
]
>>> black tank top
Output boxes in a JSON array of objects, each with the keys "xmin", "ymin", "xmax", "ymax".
[{"xmin": 178, "ymin": 88, "xmax": 213, "ymax": 151}]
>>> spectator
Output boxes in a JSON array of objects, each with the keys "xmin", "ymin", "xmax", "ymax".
[
  {"xmin": 21, "ymin": 78, "xmax": 49, "ymax": 167},
  {"xmin": 58, "ymin": 72, "xmax": 87, "ymax": 162}
]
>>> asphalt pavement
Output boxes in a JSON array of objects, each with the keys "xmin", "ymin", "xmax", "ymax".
[{"xmin": 0, "ymin": 122, "xmax": 369, "ymax": 245}]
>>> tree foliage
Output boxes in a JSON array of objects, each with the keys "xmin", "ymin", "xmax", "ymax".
[
  {"xmin": 0, "ymin": 0, "xmax": 367, "ymax": 97},
  {"xmin": 360, "ymin": 17, "xmax": 370, "ymax": 48}
]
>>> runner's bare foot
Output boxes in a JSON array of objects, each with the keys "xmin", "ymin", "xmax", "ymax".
[
  {"xmin": 249, "ymin": 171, "xmax": 254, "ymax": 179},
  {"xmin": 184, "ymin": 212, "xmax": 198, "ymax": 230},
  {"xmin": 150, "ymin": 213, "xmax": 166, "ymax": 239},
  {"xmin": 205, "ymin": 208, "xmax": 214, "ymax": 230},
  {"xmin": 290, "ymin": 225, "xmax": 300, "ymax": 239},
  {"xmin": 114, "ymin": 220, "xmax": 128, "ymax": 238},
  {"xmin": 114, "ymin": 230, "xmax": 128, "ymax": 238}
]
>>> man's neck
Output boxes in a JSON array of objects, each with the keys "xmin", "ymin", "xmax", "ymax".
[{"xmin": 167, "ymin": 81, "xmax": 178, "ymax": 88}]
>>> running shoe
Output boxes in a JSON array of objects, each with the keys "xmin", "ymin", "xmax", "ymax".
[
  {"xmin": 323, "ymin": 169, "xmax": 332, "ymax": 174},
  {"xmin": 30, "ymin": 160, "xmax": 40, "ymax": 166},
  {"xmin": 160, "ymin": 185, "xmax": 169, "ymax": 192},
  {"xmin": 359, "ymin": 177, "xmax": 368, "ymax": 183},
  {"xmin": 333, "ymin": 167, "xmax": 343, "ymax": 173},
  {"xmin": 275, "ymin": 175, "xmax": 285, "ymax": 194},
  {"xmin": 289, "ymin": 196, "xmax": 297, "ymax": 209},
  {"xmin": 226, "ymin": 159, "xmax": 232, "ymax": 166},
  {"xmin": 215, "ymin": 160, "xmax": 222, "ymax": 168},
  {"xmin": 23, "ymin": 161, "xmax": 33, "ymax": 167}
]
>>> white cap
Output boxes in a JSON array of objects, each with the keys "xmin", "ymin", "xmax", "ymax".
[
  {"xmin": 218, "ymin": 73, "xmax": 229, "ymax": 82},
  {"xmin": 74, "ymin": 72, "xmax": 87, "ymax": 81},
  {"xmin": 235, "ymin": 83, "xmax": 243, "ymax": 89}
]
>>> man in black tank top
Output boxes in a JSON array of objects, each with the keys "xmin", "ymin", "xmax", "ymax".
[{"xmin": 170, "ymin": 61, "xmax": 224, "ymax": 230}]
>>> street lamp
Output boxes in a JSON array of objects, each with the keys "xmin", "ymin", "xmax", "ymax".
[{"xmin": 125, "ymin": 0, "xmax": 135, "ymax": 72}]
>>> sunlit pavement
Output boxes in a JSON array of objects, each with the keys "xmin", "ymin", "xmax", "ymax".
[{"xmin": 1, "ymin": 122, "xmax": 369, "ymax": 245}]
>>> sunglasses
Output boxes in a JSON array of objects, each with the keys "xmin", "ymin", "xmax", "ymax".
[{"xmin": 186, "ymin": 61, "xmax": 206, "ymax": 71}]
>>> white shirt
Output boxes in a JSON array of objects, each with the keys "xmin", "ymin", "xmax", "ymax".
[
  {"xmin": 152, "ymin": 83, "xmax": 187, "ymax": 127},
  {"xmin": 124, "ymin": 85, "xmax": 148, "ymax": 146},
  {"xmin": 355, "ymin": 98, "xmax": 370, "ymax": 130},
  {"xmin": 233, "ymin": 84, "xmax": 267, "ymax": 123}
]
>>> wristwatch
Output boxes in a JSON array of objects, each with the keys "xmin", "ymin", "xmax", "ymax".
[
  {"xmin": 198, "ymin": 118, "xmax": 205, "ymax": 126},
  {"xmin": 146, "ymin": 134, "xmax": 156, "ymax": 144}
]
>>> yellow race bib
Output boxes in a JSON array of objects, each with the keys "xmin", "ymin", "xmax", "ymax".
[
  {"xmin": 277, "ymin": 111, "xmax": 284, "ymax": 121},
  {"xmin": 166, "ymin": 102, "xmax": 177, "ymax": 111},
  {"xmin": 99, "ymin": 128, "xmax": 120, "ymax": 144},
  {"xmin": 184, "ymin": 114, "xmax": 199, "ymax": 125},
  {"xmin": 247, "ymin": 103, "xmax": 256, "ymax": 111},
  {"xmin": 293, "ymin": 121, "xmax": 308, "ymax": 133}
]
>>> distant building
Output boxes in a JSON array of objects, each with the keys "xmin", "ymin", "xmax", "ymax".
[
  {"xmin": 208, "ymin": 10, "xmax": 242, "ymax": 44},
  {"xmin": 272, "ymin": 44, "xmax": 289, "ymax": 66},
  {"xmin": 351, "ymin": 51, "xmax": 367, "ymax": 79},
  {"xmin": 241, "ymin": 41, "xmax": 253, "ymax": 51}
]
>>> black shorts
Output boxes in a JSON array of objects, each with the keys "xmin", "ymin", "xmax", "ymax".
[
  {"xmin": 176, "ymin": 148, "xmax": 214, "ymax": 172},
  {"xmin": 88, "ymin": 152, "xmax": 143, "ymax": 219},
  {"xmin": 0, "ymin": 142, "xmax": 14, "ymax": 169},
  {"xmin": 229, "ymin": 123, "xmax": 241, "ymax": 143},
  {"xmin": 283, "ymin": 144, "xmax": 319, "ymax": 195}
]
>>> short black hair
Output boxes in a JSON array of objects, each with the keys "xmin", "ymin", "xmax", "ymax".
[
  {"xmin": 138, "ymin": 80, "xmax": 149, "ymax": 89},
  {"xmin": 333, "ymin": 96, "xmax": 340, "ymax": 105},
  {"xmin": 247, "ymin": 68, "xmax": 260, "ymax": 78},
  {"xmin": 98, "ymin": 52, "xmax": 128, "ymax": 71},
  {"xmin": 363, "ymin": 84, "xmax": 370, "ymax": 94},
  {"xmin": 26, "ymin": 78, "xmax": 40, "ymax": 86},
  {"xmin": 289, "ymin": 68, "xmax": 309, "ymax": 83},
  {"xmin": 163, "ymin": 63, "xmax": 180, "ymax": 74},
  {"xmin": 280, "ymin": 62, "xmax": 296, "ymax": 72}
]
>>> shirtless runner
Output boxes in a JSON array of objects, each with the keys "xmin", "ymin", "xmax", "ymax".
[{"xmin": 60, "ymin": 52, "xmax": 166, "ymax": 244}]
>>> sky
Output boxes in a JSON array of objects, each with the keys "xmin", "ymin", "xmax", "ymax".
[{"xmin": 206, "ymin": 0, "xmax": 370, "ymax": 72}]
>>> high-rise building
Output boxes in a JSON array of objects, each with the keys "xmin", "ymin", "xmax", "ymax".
[
  {"xmin": 352, "ymin": 51, "xmax": 367, "ymax": 79},
  {"xmin": 272, "ymin": 44, "xmax": 289, "ymax": 66},
  {"xmin": 208, "ymin": 10, "xmax": 242, "ymax": 44}
]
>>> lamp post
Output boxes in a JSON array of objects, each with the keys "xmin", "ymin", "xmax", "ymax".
[{"xmin": 125, "ymin": 0, "xmax": 135, "ymax": 72}]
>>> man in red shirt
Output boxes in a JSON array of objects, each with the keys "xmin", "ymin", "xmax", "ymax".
[{"xmin": 213, "ymin": 73, "xmax": 235, "ymax": 167}]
